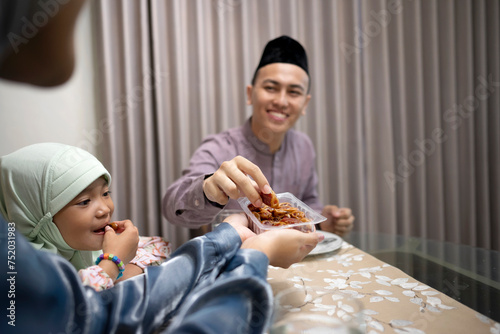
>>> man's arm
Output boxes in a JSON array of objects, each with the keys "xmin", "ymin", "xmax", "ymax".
[
  {"xmin": 162, "ymin": 134, "xmax": 271, "ymax": 228},
  {"xmin": 162, "ymin": 135, "xmax": 231, "ymax": 228}
]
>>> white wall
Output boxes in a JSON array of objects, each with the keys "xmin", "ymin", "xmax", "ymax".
[{"xmin": 0, "ymin": 3, "xmax": 97, "ymax": 157}]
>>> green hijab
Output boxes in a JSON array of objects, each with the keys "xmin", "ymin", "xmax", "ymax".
[{"xmin": 0, "ymin": 143, "xmax": 111, "ymax": 270}]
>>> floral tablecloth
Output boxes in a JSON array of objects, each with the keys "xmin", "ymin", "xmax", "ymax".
[{"xmin": 267, "ymin": 241, "xmax": 500, "ymax": 334}]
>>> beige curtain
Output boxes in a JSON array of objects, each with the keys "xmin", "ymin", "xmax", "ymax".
[
  {"xmin": 94, "ymin": 0, "xmax": 500, "ymax": 251},
  {"xmin": 93, "ymin": 0, "xmax": 191, "ymax": 248}
]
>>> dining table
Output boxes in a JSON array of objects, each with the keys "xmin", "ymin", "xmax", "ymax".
[{"xmin": 267, "ymin": 231, "xmax": 500, "ymax": 334}]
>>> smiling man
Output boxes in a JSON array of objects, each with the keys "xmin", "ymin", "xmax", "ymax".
[{"xmin": 163, "ymin": 35, "xmax": 355, "ymax": 236}]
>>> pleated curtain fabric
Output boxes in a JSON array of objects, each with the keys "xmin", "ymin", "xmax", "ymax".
[
  {"xmin": 94, "ymin": 0, "xmax": 500, "ymax": 251},
  {"xmin": 94, "ymin": 0, "xmax": 192, "ymax": 248}
]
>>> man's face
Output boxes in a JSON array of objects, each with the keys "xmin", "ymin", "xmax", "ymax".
[{"xmin": 247, "ymin": 63, "xmax": 311, "ymax": 140}]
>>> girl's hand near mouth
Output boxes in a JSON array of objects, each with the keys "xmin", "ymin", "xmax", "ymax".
[{"xmin": 99, "ymin": 220, "xmax": 139, "ymax": 278}]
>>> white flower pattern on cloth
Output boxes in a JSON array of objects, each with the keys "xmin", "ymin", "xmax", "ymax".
[{"xmin": 268, "ymin": 241, "xmax": 499, "ymax": 334}]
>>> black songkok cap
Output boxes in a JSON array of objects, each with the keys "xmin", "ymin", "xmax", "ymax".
[{"xmin": 252, "ymin": 35, "xmax": 309, "ymax": 83}]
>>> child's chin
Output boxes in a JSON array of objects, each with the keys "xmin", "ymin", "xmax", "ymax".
[
  {"xmin": 85, "ymin": 238, "xmax": 105, "ymax": 251},
  {"xmin": 85, "ymin": 244, "xmax": 103, "ymax": 251}
]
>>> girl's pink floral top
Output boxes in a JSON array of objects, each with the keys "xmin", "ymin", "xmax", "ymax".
[{"xmin": 79, "ymin": 236, "xmax": 171, "ymax": 291}]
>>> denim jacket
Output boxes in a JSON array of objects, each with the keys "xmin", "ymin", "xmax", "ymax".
[{"xmin": 0, "ymin": 219, "xmax": 272, "ymax": 333}]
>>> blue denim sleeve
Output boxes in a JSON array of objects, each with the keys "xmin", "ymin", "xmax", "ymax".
[
  {"xmin": 147, "ymin": 222, "xmax": 273, "ymax": 333},
  {"xmin": 0, "ymin": 218, "xmax": 272, "ymax": 334},
  {"xmin": 164, "ymin": 248, "xmax": 272, "ymax": 334},
  {"xmin": 1, "ymin": 216, "xmax": 98, "ymax": 333}
]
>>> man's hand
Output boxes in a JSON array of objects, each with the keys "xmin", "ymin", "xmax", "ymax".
[
  {"xmin": 319, "ymin": 205, "xmax": 354, "ymax": 237},
  {"xmin": 203, "ymin": 156, "xmax": 272, "ymax": 207}
]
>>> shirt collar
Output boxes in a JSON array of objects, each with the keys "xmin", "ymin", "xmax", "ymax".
[{"xmin": 242, "ymin": 117, "xmax": 288, "ymax": 156}]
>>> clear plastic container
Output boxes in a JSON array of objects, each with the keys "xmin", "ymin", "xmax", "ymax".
[{"xmin": 237, "ymin": 192, "xmax": 326, "ymax": 234}]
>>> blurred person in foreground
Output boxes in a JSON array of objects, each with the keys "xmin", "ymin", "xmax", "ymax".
[{"xmin": 0, "ymin": 2, "xmax": 323, "ymax": 333}]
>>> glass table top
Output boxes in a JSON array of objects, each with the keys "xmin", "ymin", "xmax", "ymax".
[{"xmin": 346, "ymin": 232, "xmax": 500, "ymax": 322}]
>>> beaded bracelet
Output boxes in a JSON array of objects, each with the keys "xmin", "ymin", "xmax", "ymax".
[{"xmin": 95, "ymin": 253, "xmax": 125, "ymax": 280}]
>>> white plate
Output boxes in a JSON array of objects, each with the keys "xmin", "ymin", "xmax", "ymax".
[{"xmin": 308, "ymin": 231, "xmax": 343, "ymax": 256}]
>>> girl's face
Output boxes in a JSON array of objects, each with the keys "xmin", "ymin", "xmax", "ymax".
[{"xmin": 53, "ymin": 176, "xmax": 114, "ymax": 251}]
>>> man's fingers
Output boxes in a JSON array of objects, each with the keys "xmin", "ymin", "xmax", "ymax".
[
  {"xmin": 233, "ymin": 156, "xmax": 271, "ymax": 197},
  {"xmin": 334, "ymin": 220, "xmax": 354, "ymax": 235},
  {"xmin": 207, "ymin": 156, "xmax": 272, "ymax": 207},
  {"xmin": 203, "ymin": 176, "xmax": 230, "ymax": 204},
  {"xmin": 323, "ymin": 205, "xmax": 339, "ymax": 217},
  {"xmin": 336, "ymin": 218, "xmax": 352, "ymax": 227},
  {"xmin": 222, "ymin": 161, "xmax": 264, "ymax": 206},
  {"xmin": 238, "ymin": 179, "xmax": 260, "ymax": 197},
  {"xmin": 338, "ymin": 208, "xmax": 352, "ymax": 219}
]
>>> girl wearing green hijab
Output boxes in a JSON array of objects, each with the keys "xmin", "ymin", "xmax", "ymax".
[{"xmin": 0, "ymin": 143, "xmax": 170, "ymax": 291}]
